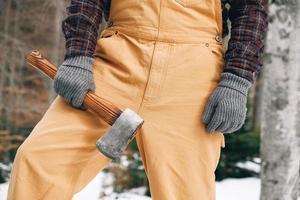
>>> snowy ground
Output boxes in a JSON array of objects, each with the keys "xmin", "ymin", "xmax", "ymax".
[
  {"xmin": 0, "ymin": 160, "xmax": 261, "ymax": 200},
  {"xmin": 0, "ymin": 174, "xmax": 260, "ymax": 200},
  {"xmin": 72, "ymin": 174, "xmax": 260, "ymax": 200}
]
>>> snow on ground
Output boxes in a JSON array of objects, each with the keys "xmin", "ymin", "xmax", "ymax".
[
  {"xmin": 0, "ymin": 183, "xmax": 8, "ymax": 200},
  {"xmin": 72, "ymin": 172, "xmax": 260, "ymax": 200},
  {"xmin": 73, "ymin": 172, "xmax": 151, "ymax": 200},
  {"xmin": 235, "ymin": 158, "xmax": 261, "ymax": 174},
  {"xmin": 0, "ymin": 174, "xmax": 260, "ymax": 200},
  {"xmin": 216, "ymin": 177, "xmax": 260, "ymax": 200}
]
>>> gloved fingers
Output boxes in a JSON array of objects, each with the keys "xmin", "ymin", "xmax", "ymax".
[
  {"xmin": 234, "ymin": 120, "xmax": 245, "ymax": 132},
  {"xmin": 53, "ymin": 72, "xmax": 62, "ymax": 94},
  {"xmin": 230, "ymin": 107, "xmax": 247, "ymax": 132},
  {"xmin": 206, "ymin": 118, "xmax": 221, "ymax": 133},
  {"xmin": 206, "ymin": 105, "xmax": 223, "ymax": 133},
  {"xmin": 202, "ymin": 98, "xmax": 217, "ymax": 125},
  {"xmin": 229, "ymin": 121, "xmax": 242, "ymax": 133},
  {"xmin": 216, "ymin": 104, "xmax": 237, "ymax": 133},
  {"xmin": 54, "ymin": 68, "xmax": 71, "ymax": 96},
  {"xmin": 68, "ymin": 91, "xmax": 88, "ymax": 111},
  {"xmin": 220, "ymin": 121, "xmax": 236, "ymax": 133},
  {"xmin": 216, "ymin": 120, "xmax": 229, "ymax": 133},
  {"xmin": 53, "ymin": 63, "xmax": 95, "ymax": 110},
  {"xmin": 217, "ymin": 98, "xmax": 248, "ymax": 133},
  {"xmin": 70, "ymin": 88, "xmax": 87, "ymax": 108},
  {"xmin": 226, "ymin": 108, "xmax": 247, "ymax": 133},
  {"xmin": 54, "ymin": 77, "xmax": 72, "ymax": 104},
  {"xmin": 64, "ymin": 81, "xmax": 82, "ymax": 106},
  {"xmin": 76, "ymin": 80, "xmax": 95, "ymax": 110}
]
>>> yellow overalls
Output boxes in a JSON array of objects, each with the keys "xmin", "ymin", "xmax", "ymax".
[{"xmin": 7, "ymin": 0, "xmax": 225, "ymax": 199}]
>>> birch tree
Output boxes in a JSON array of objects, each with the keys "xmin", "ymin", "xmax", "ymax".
[{"xmin": 260, "ymin": 1, "xmax": 300, "ymax": 199}]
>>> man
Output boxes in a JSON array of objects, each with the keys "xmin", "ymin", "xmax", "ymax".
[{"xmin": 7, "ymin": 0, "xmax": 268, "ymax": 199}]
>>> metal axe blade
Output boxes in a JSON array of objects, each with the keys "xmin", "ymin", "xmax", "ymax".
[{"xmin": 96, "ymin": 108, "xmax": 144, "ymax": 160}]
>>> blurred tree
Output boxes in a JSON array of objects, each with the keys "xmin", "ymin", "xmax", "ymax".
[
  {"xmin": 0, "ymin": 131, "xmax": 24, "ymax": 182},
  {"xmin": 0, "ymin": 0, "xmax": 68, "ymax": 132},
  {"xmin": 260, "ymin": 1, "xmax": 300, "ymax": 199}
]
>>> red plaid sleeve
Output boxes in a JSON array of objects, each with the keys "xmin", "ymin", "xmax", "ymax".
[
  {"xmin": 224, "ymin": 0, "xmax": 269, "ymax": 83},
  {"xmin": 62, "ymin": 0, "xmax": 105, "ymax": 60}
]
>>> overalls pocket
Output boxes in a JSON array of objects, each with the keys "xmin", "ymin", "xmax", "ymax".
[
  {"xmin": 94, "ymin": 28, "xmax": 119, "ymax": 59},
  {"xmin": 206, "ymin": 43, "xmax": 224, "ymax": 60},
  {"xmin": 174, "ymin": 0, "xmax": 202, "ymax": 7},
  {"xmin": 206, "ymin": 43, "xmax": 225, "ymax": 75},
  {"xmin": 99, "ymin": 28, "xmax": 119, "ymax": 39}
]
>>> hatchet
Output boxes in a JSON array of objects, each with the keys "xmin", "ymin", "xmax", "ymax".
[{"xmin": 27, "ymin": 50, "xmax": 144, "ymax": 160}]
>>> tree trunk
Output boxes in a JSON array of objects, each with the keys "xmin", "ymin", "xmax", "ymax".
[
  {"xmin": 0, "ymin": 0, "xmax": 69, "ymax": 128},
  {"xmin": 46, "ymin": 0, "xmax": 66, "ymax": 102},
  {"xmin": 260, "ymin": 1, "xmax": 300, "ymax": 200}
]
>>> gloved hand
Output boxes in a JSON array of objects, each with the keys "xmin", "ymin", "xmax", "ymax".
[
  {"xmin": 53, "ymin": 56, "xmax": 96, "ymax": 110},
  {"xmin": 202, "ymin": 72, "xmax": 252, "ymax": 134}
]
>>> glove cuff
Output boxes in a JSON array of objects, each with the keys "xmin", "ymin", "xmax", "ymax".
[
  {"xmin": 218, "ymin": 72, "xmax": 252, "ymax": 96},
  {"xmin": 61, "ymin": 56, "xmax": 94, "ymax": 72}
]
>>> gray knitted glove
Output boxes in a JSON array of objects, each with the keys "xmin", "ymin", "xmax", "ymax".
[
  {"xmin": 53, "ymin": 56, "xmax": 95, "ymax": 110},
  {"xmin": 202, "ymin": 72, "xmax": 252, "ymax": 134}
]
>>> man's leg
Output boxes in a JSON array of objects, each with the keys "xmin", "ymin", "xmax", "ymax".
[
  {"xmin": 6, "ymin": 94, "xmax": 114, "ymax": 199},
  {"xmin": 135, "ymin": 42, "xmax": 226, "ymax": 200},
  {"xmin": 7, "ymin": 29, "xmax": 155, "ymax": 199}
]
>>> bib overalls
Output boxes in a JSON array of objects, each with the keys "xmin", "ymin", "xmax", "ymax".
[{"xmin": 7, "ymin": 0, "xmax": 226, "ymax": 199}]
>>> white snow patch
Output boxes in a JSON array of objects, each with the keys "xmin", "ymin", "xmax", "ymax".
[
  {"xmin": 75, "ymin": 176, "xmax": 261, "ymax": 200},
  {"xmin": 0, "ymin": 163, "xmax": 11, "ymax": 172},
  {"xmin": 0, "ymin": 182, "xmax": 8, "ymax": 200},
  {"xmin": 236, "ymin": 161, "xmax": 261, "ymax": 173},
  {"xmin": 0, "ymin": 175, "xmax": 260, "ymax": 200},
  {"xmin": 216, "ymin": 177, "xmax": 260, "ymax": 200},
  {"xmin": 73, "ymin": 172, "xmax": 150, "ymax": 200},
  {"xmin": 72, "ymin": 172, "xmax": 112, "ymax": 200}
]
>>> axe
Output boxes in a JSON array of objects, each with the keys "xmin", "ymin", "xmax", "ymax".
[{"xmin": 27, "ymin": 50, "xmax": 144, "ymax": 160}]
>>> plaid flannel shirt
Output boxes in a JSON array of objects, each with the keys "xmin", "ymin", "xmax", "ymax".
[
  {"xmin": 62, "ymin": 0, "xmax": 268, "ymax": 84},
  {"xmin": 221, "ymin": 0, "xmax": 268, "ymax": 83},
  {"xmin": 62, "ymin": 0, "xmax": 106, "ymax": 60}
]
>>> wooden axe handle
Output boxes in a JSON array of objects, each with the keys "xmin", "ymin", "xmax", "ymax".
[{"xmin": 27, "ymin": 50, "xmax": 122, "ymax": 126}]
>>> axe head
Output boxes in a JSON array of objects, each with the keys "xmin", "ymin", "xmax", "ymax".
[{"xmin": 96, "ymin": 108, "xmax": 144, "ymax": 160}]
